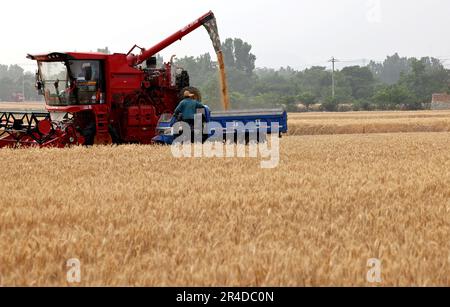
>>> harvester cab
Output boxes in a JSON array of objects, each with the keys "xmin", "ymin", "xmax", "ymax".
[{"xmin": 33, "ymin": 56, "xmax": 105, "ymax": 105}]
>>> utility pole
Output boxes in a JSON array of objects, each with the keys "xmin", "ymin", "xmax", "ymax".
[{"xmin": 329, "ymin": 57, "xmax": 339, "ymax": 99}]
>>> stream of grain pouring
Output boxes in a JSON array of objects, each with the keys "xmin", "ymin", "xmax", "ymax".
[{"xmin": 204, "ymin": 17, "xmax": 231, "ymax": 111}]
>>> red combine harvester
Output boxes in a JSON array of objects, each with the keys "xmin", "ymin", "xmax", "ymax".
[{"xmin": 0, "ymin": 11, "xmax": 219, "ymax": 147}]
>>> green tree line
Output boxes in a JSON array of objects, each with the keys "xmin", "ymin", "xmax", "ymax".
[
  {"xmin": 175, "ymin": 40, "xmax": 450, "ymax": 111},
  {"xmin": 0, "ymin": 64, "xmax": 40, "ymax": 101},
  {"xmin": 2, "ymin": 42, "xmax": 449, "ymax": 111}
]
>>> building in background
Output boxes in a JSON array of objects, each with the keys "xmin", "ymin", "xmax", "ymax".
[
  {"xmin": 11, "ymin": 92, "xmax": 24, "ymax": 102},
  {"xmin": 431, "ymin": 93, "xmax": 450, "ymax": 110}
]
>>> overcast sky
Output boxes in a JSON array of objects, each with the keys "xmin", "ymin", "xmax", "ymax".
[{"xmin": 2, "ymin": 0, "xmax": 450, "ymax": 71}]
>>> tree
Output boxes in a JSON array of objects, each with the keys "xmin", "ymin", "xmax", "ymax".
[
  {"xmin": 175, "ymin": 53, "xmax": 216, "ymax": 87},
  {"xmin": 221, "ymin": 38, "xmax": 256, "ymax": 75},
  {"xmin": 399, "ymin": 57, "xmax": 449, "ymax": 105},
  {"xmin": 24, "ymin": 72, "xmax": 40, "ymax": 101},
  {"xmin": 8, "ymin": 65, "xmax": 24, "ymax": 83},
  {"xmin": 352, "ymin": 99, "xmax": 372, "ymax": 111},
  {"xmin": 0, "ymin": 64, "xmax": 8, "ymax": 79},
  {"xmin": 372, "ymin": 84, "xmax": 416, "ymax": 110},
  {"xmin": 97, "ymin": 47, "xmax": 111, "ymax": 54},
  {"xmin": 297, "ymin": 66, "xmax": 331, "ymax": 100},
  {"xmin": 297, "ymin": 91, "xmax": 316, "ymax": 110},
  {"xmin": 369, "ymin": 53, "xmax": 411, "ymax": 85},
  {"xmin": 280, "ymin": 95, "xmax": 297, "ymax": 112},
  {"xmin": 221, "ymin": 39, "xmax": 235, "ymax": 68},
  {"xmin": 253, "ymin": 69, "xmax": 298, "ymax": 96},
  {"xmin": 340, "ymin": 66, "xmax": 375, "ymax": 100},
  {"xmin": 321, "ymin": 96, "xmax": 338, "ymax": 112},
  {"xmin": 0, "ymin": 77, "xmax": 15, "ymax": 101},
  {"xmin": 203, "ymin": 75, "xmax": 221, "ymax": 110}
]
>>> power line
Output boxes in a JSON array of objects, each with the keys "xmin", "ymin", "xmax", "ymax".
[{"xmin": 338, "ymin": 58, "xmax": 366, "ymax": 63}]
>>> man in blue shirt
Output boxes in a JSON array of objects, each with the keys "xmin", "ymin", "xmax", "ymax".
[
  {"xmin": 174, "ymin": 88, "xmax": 205, "ymax": 142},
  {"xmin": 174, "ymin": 89, "xmax": 205, "ymax": 124}
]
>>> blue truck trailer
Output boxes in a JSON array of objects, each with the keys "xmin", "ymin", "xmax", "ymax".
[{"xmin": 152, "ymin": 106, "xmax": 288, "ymax": 145}]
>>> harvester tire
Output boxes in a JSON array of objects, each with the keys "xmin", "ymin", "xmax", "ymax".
[
  {"xmin": 81, "ymin": 122, "xmax": 96, "ymax": 146},
  {"xmin": 108, "ymin": 125, "xmax": 122, "ymax": 144}
]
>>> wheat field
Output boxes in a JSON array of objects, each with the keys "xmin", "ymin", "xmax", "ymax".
[
  {"xmin": 2, "ymin": 103, "xmax": 450, "ymax": 136},
  {"xmin": 288, "ymin": 110, "xmax": 450, "ymax": 135},
  {"xmin": 0, "ymin": 102, "xmax": 45, "ymax": 111},
  {"xmin": 0, "ymin": 131, "xmax": 449, "ymax": 286}
]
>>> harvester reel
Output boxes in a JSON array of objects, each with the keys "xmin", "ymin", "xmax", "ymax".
[
  {"xmin": 0, "ymin": 111, "xmax": 87, "ymax": 148},
  {"xmin": 0, "ymin": 112, "xmax": 57, "ymax": 147}
]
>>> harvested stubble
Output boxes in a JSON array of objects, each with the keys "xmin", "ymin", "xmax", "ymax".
[
  {"xmin": 0, "ymin": 102, "xmax": 45, "ymax": 111},
  {"xmin": 0, "ymin": 132, "xmax": 449, "ymax": 286},
  {"xmin": 289, "ymin": 110, "xmax": 450, "ymax": 136}
]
